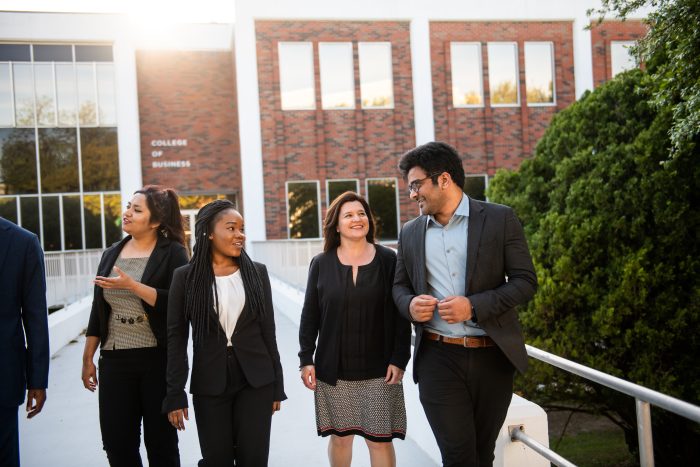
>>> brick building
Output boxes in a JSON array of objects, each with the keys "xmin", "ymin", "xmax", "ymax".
[{"xmin": 0, "ymin": 1, "xmax": 647, "ymax": 252}]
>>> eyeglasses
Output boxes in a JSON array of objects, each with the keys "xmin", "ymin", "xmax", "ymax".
[{"xmin": 407, "ymin": 172, "xmax": 442, "ymax": 195}]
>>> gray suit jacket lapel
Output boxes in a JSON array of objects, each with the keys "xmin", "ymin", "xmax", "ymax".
[
  {"xmin": 466, "ymin": 199, "xmax": 485, "ymax": 294},
  {"xmin": 413, "ymin": 215, "xmax": 428, "ymax": 295}
]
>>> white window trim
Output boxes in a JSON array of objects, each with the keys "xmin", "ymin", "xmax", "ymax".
[
  {"xmin": 285, "ymin": 180, "xmax": 322, "ymax": 240},
  {"xmin": 325, "ymin": 178, "xmax": 360, "ymax": 206},
  {"xmin": 525, "ymin": 41, "xmax": 557, "ymax": 107},
  {"xmin": 487, "ymin": 41, "xmax": 520, "ymax": 108},
  {"xmin": 450, "ymin": 42, "xmax": 484, "ymax": 109},
  {"xmin": 364, "ymin": 176, "xmax": 400, "ymax": 241}
]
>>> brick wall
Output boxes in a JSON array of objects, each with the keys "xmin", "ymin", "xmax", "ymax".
[
  {"xmin": 430, "ymin": 21, "xmax": 576, "ymax": 176},
  {"xmin": 255, "ymin": 21, "xmax": 416, "ymax": 239},
  {"xmin": 136, "ymin": 50, "xmax": 242, "ymax": 202},
  {"xmin": 590, "ymin": 19, "xmax": 647, "ymax": 88}
]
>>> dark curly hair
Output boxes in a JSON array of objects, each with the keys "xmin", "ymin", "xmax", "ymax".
[{"xmin": 398, "ymin": 141, "xmax": 465, "ymax": 188}]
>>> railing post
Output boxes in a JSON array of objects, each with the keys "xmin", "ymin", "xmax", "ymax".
[{"xmin": 636, "ymin": 399, "xmax": 655, "ymax": 467}]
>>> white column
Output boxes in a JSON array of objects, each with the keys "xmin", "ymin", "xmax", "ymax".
[
  {"xmin": 573, "ymin": 13, "xmax": 595, "ymax": 98},
  {"xmin": 234, "ymin": 14, "xmax": 267, "ymax": 245},
  {"xmin": 410, "ymin": 16, "xmax": 436, "ymax": 146},
  {"xmin": 113, "ymin": 37, "xmax": 142, "ymax": 204}
]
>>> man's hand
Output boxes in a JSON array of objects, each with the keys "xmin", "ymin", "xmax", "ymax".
[
  {"xmin": 168, "ymin": 408, "xmax": 188, "ymax": 431},
  {"xmin": 300, "ymin": 365, "xmax": 316, "ymax": 390},
  {"xmin": 26, "ymin": 389, "xmax": 46, "ymax": 419},
  {"xmin": 437, "ymin": 296, "xmax": 473, "ymax": 324},
  {"xmin": 409, "ymin": 295, "xmax": 438, "ymax": 322}
]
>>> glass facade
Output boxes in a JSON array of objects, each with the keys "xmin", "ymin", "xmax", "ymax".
[
  {"xmin": 464, "ymin": 175, "xmax": 488, "ymax": 201},
  {"xmin": 327, "ymin": 179, "xmax": 359, "ymax": 206},
  {"xmin": 525, "ymin": 42, "xmax": 555, "ymax": 105},
  {"xmin": 286, "ymin": 181, "xmax": 320, "ymax": 239},
  {"xmin": 366, "ymin": 177, "xmax": 398, "ymax": 240},
  {"xmin": 319, "ymin": 43, "xmax": 355, "ymax": 109},
  {"xmin": 487, "ymin": 42, "xmax": 519, "ymax": 106},
  {"xmin": 278, "ymin": 42, "xmax": 316, "ymax": 110},
  {"xmin": 0, "ymin": 43, "xmax": 119, "ymax": 251},
  {"xmin": 358, "ymin": 42, "xmax": 394, "ymax": 109},
  {"xmin": 451, "ymin": 42, "xmax": 483, "ymax": 107}
]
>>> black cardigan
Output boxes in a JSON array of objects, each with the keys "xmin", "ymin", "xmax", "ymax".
[
  {"xmin": 163, "ymin": 262, "xmax": 287, "ymax": 413},
  {"xmin": 86, "ymin": 235, "xmax": 189, "ymax": 348},
  {"xmin": 298, "ymin": 244, "xmax": 411, "ymax": 385}
]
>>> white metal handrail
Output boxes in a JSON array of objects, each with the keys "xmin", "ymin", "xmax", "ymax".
[
  {"xmin": 44, "ymin": 250, "xmax": 102, "ymax": 308},
  {"xmin": 509, "ymin": 425, "xmax": 577, "ymax": 467}
]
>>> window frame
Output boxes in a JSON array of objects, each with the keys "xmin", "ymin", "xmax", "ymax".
[
  {"xmin": 450, "ymin": 42, "xmax": 484, "ymax": 109},
  {"xmin": 358, "ymin": 42, "xmax": 395, "ymax": 110},
  {"xmin": 524, "ymin": 41, "xmax": 556, "ymax": 107},
  {"xmin": 319, "ymin": 42, "xmax": 356, "ymax": 110},
  {"xmin": 487, "ymin": 41, "xmax": 520, "ymax": 108},
  {"xmin": 278, "ymin": 42, "xmax": 316, "ymax": 111}
]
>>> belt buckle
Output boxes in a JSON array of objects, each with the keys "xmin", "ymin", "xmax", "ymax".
[{"xmin": 462, "ymin": 336, "xmax": 469, "ymax": 348}]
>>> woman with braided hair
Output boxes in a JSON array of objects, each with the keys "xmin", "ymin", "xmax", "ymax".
[
  {"xmin": 81, "ymin": 185, "xmax": 188, "ymax": 466},
  {"xmin": 163, "ymin": 199, "xmax": 286, "ymax": 467}
]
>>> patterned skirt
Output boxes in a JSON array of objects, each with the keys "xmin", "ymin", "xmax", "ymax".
[{"xmin": 315, "ymin": 377, "xmax": 407, "ymax": 442}]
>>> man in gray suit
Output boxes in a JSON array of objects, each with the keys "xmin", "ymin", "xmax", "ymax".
[{"xmin": 392, "ymin": 142, "xmax": 537, "ymax": 467}]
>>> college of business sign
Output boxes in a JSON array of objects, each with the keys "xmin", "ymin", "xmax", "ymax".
[{"xmin": 150, "ymin": 138, "xmax": 192, "ymax": 168}]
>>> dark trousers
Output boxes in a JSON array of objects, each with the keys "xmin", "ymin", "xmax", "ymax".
[
  {"xmin": 0, "ymin": 405, "xmax": 19, "ymax": 467},
  {"xmin": 193, "ymin": 348, "xmax": 273, "ymax": 467},
  {"xmin": 417, "ymin": 339, "xmax": 515, "ymax": 467},
  {"xmin": 98, "ymin": 347, "xmax": 180, "ymax": 467}
]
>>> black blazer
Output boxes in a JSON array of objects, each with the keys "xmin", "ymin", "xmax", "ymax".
[
  {"xmin": 299, "ymin": 244, "xmax": 411, "ymax": 386},
  {"xmin": 0, "ymin": 218, "xmax": 49, "ymax": 407},
  {"xmin": 86, "ymin": 235, "xmax": 189, "ymax": 347},
  {"xmin": 393, "ymin": 198, "xmax": 537, "ymax": 381},
  {"xmin": 163, "ymin": 262, "xmax": 287, "ymax": 413}
]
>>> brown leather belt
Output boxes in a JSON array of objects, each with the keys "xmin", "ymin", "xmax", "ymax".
[{"xmin": 423, "ymin": 330, "xmax": 495, "ymax": 348}]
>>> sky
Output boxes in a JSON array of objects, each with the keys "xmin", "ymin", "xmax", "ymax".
[{"xmin": 0, "ymin": 0, "xmax": 236, "ymax": 24}]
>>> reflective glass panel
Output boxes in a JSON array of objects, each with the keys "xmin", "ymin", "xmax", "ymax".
[
  {"xmin": 611, "ymin": 41, "xmax": 637, "ymax": 77},
  {"xmin": 63, "ymin": 195, "xmax": 83, "ymax": 250},
  {"xmin": 41, "ymin": 195, "xmax": 61, "ymax": 251},
  {"xmin": 103, "ymin": 193, "xmax": 122, "ymax": 246},
  {"xmin": 327, "ymin": 180, "xmax": 359, "ymax": 206},
  {"xmin": 319, "ymin": 43, "xmax": 355, "ymax": 109},
  {"xmin": 278, "ymin": 43, "xmax": 315, "ymax": 110},
  {"xmin": 13, "ymin": 64, "xmax": 35, "ymax": 126},
  {"xmin": 358, "ymin": 42, "xmax": 394, "ymax": 109},
  {"xmin": 19, "ymin": 196, "xmax": 40, "ymax": 238},
  {"xmin": 464, "ymin": 175, "xmax": 487, "ymax": 201},
  {"xmin": 33, "ymin": 45, "xmax": 72, "ymax": 62},
  {"xmin": 77, "ymin": 64, "xmax": 97, "ymax": 126},
  {"xmin": 0, "ymin": 44, "xmax": 30, "ymax": 62},
  {"xmin": 34, "ymin": 63, "xmax": 57, "ymax": 126},
  {"xmin": 451, "ymin": 43, "xmax": 483, "ymax": 107},
  {"xmin": 38, "ymin": 128, "xmax": 79, "ymax": 193},
  {"xmin": 56, "ymin": 64, "xmax": 77, "ymax": 126},
  {"xmin": 83, "ymin": 194, "xmax": 103, "ymax": 249},
  {"xmin": 0, "ymin": 64, "xmax": 12, "ymax": 126},
  {"xmin": 0, "ymin": 197, "xmax": 18, "ymax": 224},
  {"xmin": 287, "ymin": 181, "xmax": 320, "ymax": 239},
  {"xmin": 81, "ymin": 127, "xmax": 119, "ymax": 191},
  {"xmin": 366, "ymin": 178, "xmax": 398, "ymax": 240},
  {"xmin": 0, "ymin": 128, "xmax": 38, "ymax": 194},
  {"xmin": 96, "ymin": 64, "xmax": 117, "ymax": 125},
  {"xmin": 75, "ymin": 45, "xmax": 113, "ymax": 62},
  {"xmin": 525, "ymin": 42, "xmax": 554, "ymax": 104},
  {"xmin": 487, "ymin": 43, "xmax": 519, "ymax": 105}
]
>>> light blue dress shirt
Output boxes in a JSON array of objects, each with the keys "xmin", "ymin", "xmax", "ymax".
[{"xmin": 424, "ymin": 194, "xmax": 486, "ymax": 337}]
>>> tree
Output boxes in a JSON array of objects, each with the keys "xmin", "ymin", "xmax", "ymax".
[{"xmin": 488, "ymin": 69, "xmax": 700, "ymax": 464}]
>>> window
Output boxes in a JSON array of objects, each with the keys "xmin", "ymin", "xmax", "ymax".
[
  {"xmin": 39, "ymin": 128, "xmax": 79, "ymax": 193},
  {"xmin": 286, "ymin": 181, "xmax": 320, "ymax": 239},
  {"xmin": 81, "ymin": 127, "xmax": 119, "ymax": 191},
  {"xmin": 278, "ymin": 42, "xmax": 315, "ymax": 110},
  {"xmin": 525, "ymin": 42, "xmax": 555, "ymax": 105},
  {"xmin": 103, "ymin": 193, "xmax": 122, "ymax": 246},
  {"xmin": 319, "ymin": 43, "xmax": 355, "ymax": 109},
  {"xmin": 366, "ymin": 178, "xmax": 398, "ymax": 240},
  {"xmin": 34, "ymin": 44, "xmax": 72, "ymax": 62},
  {"xmin": 13, "ymin": 64, "xmax": 35, "ymax": 126},
  {"xmin": 56, "ymin": 64, "xmax": 77, "ymax": 126},
  {"xmin": 63, "ymin": 195, "xmax": 83, "ymax": 250},
  {"xmin": 359, "ymin": 42, "xmax": 394, "ymax": 109},
  {"xmin": 77, "ymin": 64, "xmax": 97, "ymax": 125},
  {"xmin": 487, "ymin": 42, "xmax": 519, "ymax": 106},
  {"xmin": 0, "ymin": 128, "xmax": 38, "ymax": 194},
  {"xmin": 34, "ymin": 64, "xmax": 57, "ymax": 126},
  {"xmin": 41, "ymin": 196, "xmax": 61, "ymax": 251},
  {"xmin": 451, "ymin": 42, "xmax": 483, "ymax": 107},
  {"xmin": 463, "ymin": 175, "xmax": 488, "ymax": 201},
  {"xmin": 327, "ymin": 179, "xmax": 359, "ymax": 206},
  {"xmin": 19, "ymin": 196, "xmax": 40, "ymax": 239},
  {"xmin": 0, "ymin": 197, "xmax": 17, "ymax": 223},
  {"xmin": 75, "ymin": 45, "xmax": 113, "ymax": 62},
  {"xmin": 611, "ymin": 41, "xmax": 637, "ymax": 77},
  {"xmin": 0, "ymin": 64, "xmax": 11, "ymax": 126}
]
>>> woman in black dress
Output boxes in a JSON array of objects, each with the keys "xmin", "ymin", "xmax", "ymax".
[
  {"xmin": 164, "ymin": 199, "xmax": 286, "ymax": 467},
  {"xmin": 299, "ymin": 191, "xmax": 411, "ymax": 467},
  {"xmin": 81, "ymin": 185, "xmax": 187, "ymax": 467}
]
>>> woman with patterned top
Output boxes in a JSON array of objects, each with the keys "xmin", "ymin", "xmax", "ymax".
[
  {"xmin": 164, "ymin": 199, "xmax": 286, "ymax": 467},
  {"xmin": 299, "ymin": 191, "xmax": 412, "ymax": 467},
  {"xmin": 81, "ymin": 185, "xmax": 188, "ymax": 467}
]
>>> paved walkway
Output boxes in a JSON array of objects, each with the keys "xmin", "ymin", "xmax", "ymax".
[{"xmin": 19, "ymin": 309, "xmax": 437, "ymax": 466}]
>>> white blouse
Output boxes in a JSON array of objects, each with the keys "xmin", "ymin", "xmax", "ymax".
[{"xmin": 213, "ymin": 270, "xmax": 246, "ymax": 346}]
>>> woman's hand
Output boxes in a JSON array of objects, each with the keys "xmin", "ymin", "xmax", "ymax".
[
  {"xmin": 300, "ymin": 365, "xmax": 317, "ymax": 390},
  {"xmin": 81, "ymin": 360, "xmax": 98, "ymax": 392},
  {"xmin": 94, "ymin": 266, "xmax": 136, "ymax": 291},
  {"xmin": 385, "ymin": 364, "xmax": 405, "ymax": 385},
  {"xmin": 168, "ymin": 408, "xmax": 189, "ymax": 431},
  {"xmin": 272, "ymin": 401, "xmax": 281, "ymax": 415}
]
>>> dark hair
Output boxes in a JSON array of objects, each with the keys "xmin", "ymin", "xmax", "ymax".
[
  {"xmin": 323, "ymin": 191, "xmax": 375, "ymax": 252},
  {"xmin": 398, "ymin": 141, "xmax": 466, "ymax": 188},
  {"xmin": 134, "ymin": 185, "xmax": 185, "ymax": 246},
  {"xmin": 184, "ymin": 199, "xmax": 266, "ymax": 346}
]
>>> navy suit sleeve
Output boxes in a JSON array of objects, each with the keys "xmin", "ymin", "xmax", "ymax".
[
  {"xmin": 163, "ymin": 266, "xmax": 190, "ymax": 413},
  {"xmin": 22, "ymin": 234, "xmax": 49, "ymax": 390}
]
